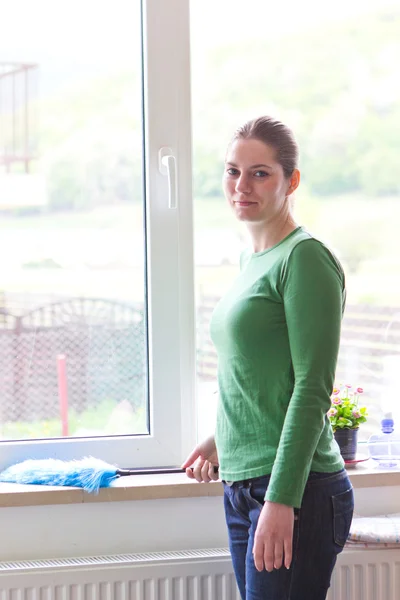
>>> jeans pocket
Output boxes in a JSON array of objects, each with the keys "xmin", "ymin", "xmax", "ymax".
[
  {"xmin": 331, "ymin": 487, "xmax": 354, "ymax": 547},
  {"xmin": 247, "ymin": 480, "xmax": 268, "ymax": 510}
]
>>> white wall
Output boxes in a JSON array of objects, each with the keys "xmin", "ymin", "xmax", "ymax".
[
  {"xmin": 0, "ymin": 496, "xmax": 228, "ymax": 561},
  {"xmin": 1, "ymin": 484, "xmax": 399, "ymax": 562}
]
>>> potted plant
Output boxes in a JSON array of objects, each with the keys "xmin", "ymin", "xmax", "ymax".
[{"xmin": 328, "ymin": 384, "xmax": 368, "ymax": 461}]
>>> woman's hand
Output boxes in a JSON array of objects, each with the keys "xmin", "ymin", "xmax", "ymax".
[
  {"xmin": 253, "ymin": 500, "xmax": 294, "ymax": 572},
  {"xmin": 181, "ymin": 435, "xmax": 219, "ymax": 482}
]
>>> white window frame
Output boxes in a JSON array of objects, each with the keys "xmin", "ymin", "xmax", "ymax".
[{"xmin": 0, "ymin": 0, "xmax": 196, "ymax": 471}]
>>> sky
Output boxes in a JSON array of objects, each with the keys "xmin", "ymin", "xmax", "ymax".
[
  {"xmin": 0, "ymin": 0, "xmax": 397, "ymax": 101},
  {"xmin": 0, "ymin": 1, "xmax": 142, "ymax": 96},
  {"xmin": 191, "ymin": 0, "xmax": 398, "ymax": 42},
  {"xmin": 2, "ymin": 0, "xmax": 397, "ymax": 61}
]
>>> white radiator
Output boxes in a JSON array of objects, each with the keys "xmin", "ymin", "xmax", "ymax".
[
  {"xmin": 1, "ymin": 547, "xmax": 399, "ymax": 599},
  {"xmin": 0, "ymin": 548, "xmax": 240, "ymax": 600},
  {"xmin": 328, "ymin": 548, "xmax": 400, "ymax": 600}
]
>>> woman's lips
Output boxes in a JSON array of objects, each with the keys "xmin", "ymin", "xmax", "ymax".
[{"xmin": 235, "ymin": 201, "xmax": 256, "ymax": 207}]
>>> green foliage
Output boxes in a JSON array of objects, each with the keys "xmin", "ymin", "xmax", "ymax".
[
  {"xmin": 191, "ymin": 8, "xmax": 400, "ymax": 199},
  {"xmin": 329, "ymin": 384, "xmax": 368, "ymax": 431},
  {"xmin": 48, "ymin": 159, "xmax": 84, "ymax": 212},
  {"xmin": 0, "ymin": 399, "xmax": 147, "ymax": 440},
  {"xmin": 193, "ymin": 147, "xmax": 224, "ymax": 198},
  {"xmin": 28, "ymin": 7, "xmax": 400, "ymax": 207},
  {"xmin": 37, "ymin": 71, "xmax": 143, "ymax": 213},
  {"xmin": 355, "ymin": 110, "xmax": 400, "ymax": 196},
  {"xmin": 328, "ymin": 219, "xmax": 384, "ymax": 274},
  {"xmin": 22, "ymin": 258, "xmax": 62, "ymax": 269},
  {"xmin": 47, "ymin": 151, "xmax": 142, "ymax": 213}
]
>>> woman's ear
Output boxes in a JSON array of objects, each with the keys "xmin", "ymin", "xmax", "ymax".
[{"xmin": 287, "ymin": 169, "xmax": 300, "ymax": 196}]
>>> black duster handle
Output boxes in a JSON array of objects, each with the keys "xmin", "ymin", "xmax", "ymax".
[{"xmin": 116, "ymin": 466, "xmax": 219, "ymax": 477}]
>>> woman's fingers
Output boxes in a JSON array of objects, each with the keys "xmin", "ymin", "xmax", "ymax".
[
  {"xmin": 184, "ymin": 458, "xmax": 219, "ymax": 483},
  {"xmin": 263, "ymin": 538, "xmax": 275, "ymax": 573},
  {"xmin": 273, "ymin": 541, "xmax": 284, "ymax": 570},
  {"xmin": 181, "ymin": 447, "xmax": 201, "ymax": 470},
  {"xmin": 284, "ymin": 535, "xmax": 293, "ymax": 570},
  {"xmin": 185, "ymin": 467, "xmax": 195, "ymax": 479},
  {"xmin": 254, "ymin": 537, "xmax": 287, "ymax": 572},
  {"xmin": 253, "ymin": 532, "xmax": 265, "ymax": 572},
  {"xmin": 182, "ymin": 443, "xmax": 219, "ymax": 483},
  {"xmin": 201, "ymin": 460, "xmax": 219, "ymax": 482},
  {"xmin": 209, "ymin": 462, "xmax": 219, "ymax": 481},
  {"xmin": 191, "ymin": 458, "xmax": 206, "ymax": 482},
  {"xmin": 201, "ymin": 460, "xmax": 212, "ymax": 482}
]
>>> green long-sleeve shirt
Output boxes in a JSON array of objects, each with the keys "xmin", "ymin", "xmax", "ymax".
[{"xmin": 211, "ymin": 226, "xmax": 345, "ymax": 508}]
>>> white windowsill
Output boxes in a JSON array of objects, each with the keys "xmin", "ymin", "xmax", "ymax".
[{"xmin": 0, "ymin": 461, "xmax": 399, "ymax": 508}]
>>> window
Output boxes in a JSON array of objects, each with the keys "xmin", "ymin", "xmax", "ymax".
[
  {"xmin": 192, "ymin": 0, "xmax": 400, "ymax": 441},
  {"xmin": 1, "ymin": 0, "xmax": 398, "ymax": 472},
  {"xmin": 0, "ymin": 0, "xmax": 195, "ymax": 468}
]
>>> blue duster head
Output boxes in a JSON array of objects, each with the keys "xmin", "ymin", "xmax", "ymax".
[{"xmin": 0, "ymin": 457, "xmax": 120, "ymax": 493}]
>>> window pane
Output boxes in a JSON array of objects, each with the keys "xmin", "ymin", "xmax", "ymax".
[
  {"xmin": 0, "ymin": 1, "xmax": 147, "ymax": 440},
  {"xmin": 192, "ymin": 0, "xmax": 400, "ymax": 440}
]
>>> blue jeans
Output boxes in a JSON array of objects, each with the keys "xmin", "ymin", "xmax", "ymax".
[{"xmin": 223, "ymin": 469, "xmax": 354, "ymax": 600}]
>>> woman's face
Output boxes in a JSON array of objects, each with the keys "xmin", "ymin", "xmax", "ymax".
[{"xmin": 223, "ymin": 138, "xmax": 299, "ymax": 224}]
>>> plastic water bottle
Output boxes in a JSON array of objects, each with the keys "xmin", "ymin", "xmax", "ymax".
[{"xmin": 368, "ymin": 415, "xmax": 400, "ymax": 468}]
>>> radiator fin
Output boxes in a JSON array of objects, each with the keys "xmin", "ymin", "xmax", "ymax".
[
  {"xmin": 0, "ymin": 548, "xmax": 230, "ymax": 573},
  {"xmin": 2, "ymin": 548, "xmax": 400, "ymax": 599},
  {"xmin": 0, "ymin": 549, "xmax": 239, "ymax": 600},
  {"xmin": 327, "ymin": 553, "xmax": 400, "ymax": 600}
]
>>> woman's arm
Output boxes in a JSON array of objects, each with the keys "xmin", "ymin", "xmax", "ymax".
[{"xmin": 265, "ymin": 238, "xmax": 344, "ymax": 508}]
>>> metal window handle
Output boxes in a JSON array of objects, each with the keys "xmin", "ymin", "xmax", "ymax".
[{"xmin": 158, "ymin": 147, "xmax": 178, "ymax": 209}]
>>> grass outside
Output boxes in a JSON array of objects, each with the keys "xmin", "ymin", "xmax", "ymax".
[
  {"xmin": 2, "ymin": 194, "xmax": 400, "ymax": 304},
  {"xmin": 2, "ymin": 194, "xmax": 400, "ymax": 440},
  {"xmin": 0, "ymin": 399, "xmax": 147, "ymax": 441}
]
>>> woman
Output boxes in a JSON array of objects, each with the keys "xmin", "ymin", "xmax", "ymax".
[{"xmin": 182, "ymin": 116, "xmax": 354, "ymax": 600}]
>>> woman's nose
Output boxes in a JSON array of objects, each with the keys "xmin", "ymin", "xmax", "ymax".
[{"xmin": 235, "ymin": 175, "xmax": 251, "ymax": 193}]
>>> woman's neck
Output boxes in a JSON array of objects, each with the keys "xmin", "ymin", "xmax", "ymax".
[{"xmin": 247, "ymin": 214, "xmax": 298, "ymax": 253}]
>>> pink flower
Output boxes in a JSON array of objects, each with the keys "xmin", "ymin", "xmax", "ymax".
[
  {"xmin": 332, "ymin": 387, "xmax": 340, "ymax": 395},
  {"xmin": 345, "ymin": 384, "xmax": 352, "ymax": 388},
  {"xmin": 328, "ymin": 408, "xmax": 337, "ymax": 417},
  {"xmin": 356, "ymin": 387, "xmax": 364, "ymax": 394},
  {"xmin": 352, "ymin": 410, "xmax": 361, "ymax": 419},
  {"xmin": 332, "ymin": 398, "xmax": 342, "ymax": 405}
]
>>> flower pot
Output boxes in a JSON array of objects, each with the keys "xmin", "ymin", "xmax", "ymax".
[{"xmin": 334, "ymin": 427, "xmax": 359, "ymax": 461}]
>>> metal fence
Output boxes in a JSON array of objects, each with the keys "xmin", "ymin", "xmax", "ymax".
[
  {"xmin": 197, "ymin": 297, "xmax": 400, "ymax": 387},
  {"xmin": 196, "ymin": 294, "xmax": 400, "ymax": 437},
  {"xmin": 1, "ymin": 291, "xmax": 399, "ymax": 436},
  {"xmin": 0, "ymin": 297, "xmax": 146, "ymax": 424}
]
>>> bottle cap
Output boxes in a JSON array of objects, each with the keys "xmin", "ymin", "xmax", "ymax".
[{"xmin": 382, "ymin": 418, "xmax": 394, "ymax": 433}]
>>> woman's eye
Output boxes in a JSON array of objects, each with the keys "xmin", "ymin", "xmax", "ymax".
[
  {"xmin": 254, "ymin": 170, "xmax": 269, "ymax": 178},
  {"xmin": 226, "ymin": 168, "xmax": 239, "ymax": 176}
]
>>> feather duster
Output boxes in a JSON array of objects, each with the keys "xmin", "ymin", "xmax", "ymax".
[{"xmin": 0, "ymin": 457, "xmax": 186, "ymax": 494}]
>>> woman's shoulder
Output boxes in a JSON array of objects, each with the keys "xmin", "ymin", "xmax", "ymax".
[
  {"xmin": 281, "ymin": 227, "xmax": 345, "ymax": 287},
  {"xmin": 287, "ymin": 227, "xmax": 343, "ymax": 269}
]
